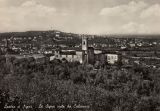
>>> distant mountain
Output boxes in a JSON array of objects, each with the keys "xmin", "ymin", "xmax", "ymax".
[{"xmin": 1, "ymin": 30, "xmax": 160, "ymax": 39}]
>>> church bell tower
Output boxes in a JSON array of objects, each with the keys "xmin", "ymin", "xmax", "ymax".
[
  {"xmin": 82, "ymin": 36, "xmax": 88, "ymax": 51},
  {"xmin": 82, "ymin": 36, "xmax": 88, "ymax": 64}
]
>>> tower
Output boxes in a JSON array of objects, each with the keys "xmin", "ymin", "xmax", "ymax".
[
  {"xmin": 54, "ymin": 46, "xmax": 61, "ymax": 59},
  {"xmin": 82, "ymin": 36, "xmax": 88, "ymax": 51},
  {"xmin": 4, "ymin": 38, "xmax": 9, "ymax": 52},
  {"xmin": 4, "ymin": 38, "xmax": 9, "ymax": 64},
  {"xmin": 82, "ymin": 36, "xmax": 88, "ymax": 64}
]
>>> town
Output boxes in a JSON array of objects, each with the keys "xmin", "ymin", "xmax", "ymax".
[
  {"xmin": 1, "ymin": 30, "xmax": 160, "ymax": 68},
  {"xmin": 1, "ymin": 30, "xmax": 160, "ymax": 111}
]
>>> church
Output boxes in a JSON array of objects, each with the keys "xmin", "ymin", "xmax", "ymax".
[{"xmin": 50, "ymin": 36, "xmax": 121, "ymax": 65}]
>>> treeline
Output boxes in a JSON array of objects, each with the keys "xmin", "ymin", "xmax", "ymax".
[{"xmin": 0, "ymin": 56, "xmax": 160, "ymax": 111}]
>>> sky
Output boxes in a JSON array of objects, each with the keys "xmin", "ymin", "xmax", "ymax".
[{"xmin": 0, "ymin": 0, "xmax": 160, "ymax": 34}]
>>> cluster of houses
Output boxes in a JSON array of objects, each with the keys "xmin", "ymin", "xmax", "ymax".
[
  {"xmin": 2, "ymin": 35, "xmax": 160, "ymax": 68},
  {"xmin": 1, "ymin": 36, "xmax": 121, "ymax": 66}
]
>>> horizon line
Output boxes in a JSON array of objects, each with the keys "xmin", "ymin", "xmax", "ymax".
[{"xmin": 0, "ymin": 29, "xmax": 160, "ymax": 36}]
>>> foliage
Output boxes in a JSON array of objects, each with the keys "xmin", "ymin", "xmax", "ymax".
[{"xmin": 0, "ymin": 56, "xmax": 160, "ymax": 111}]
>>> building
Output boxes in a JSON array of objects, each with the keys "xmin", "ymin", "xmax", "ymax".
[
  {"xmin": 50, "ymin": 36, "xmax": 121, "ymax": 65},
  {"xmin": 87, "ymin": 47, "xmax": 95, "ymax": 64},
  {"xmin": 50, "ymin": 48, "xmax": 84, "ymax": 64},
  {"xmin": 106, "ymin": 54, "xmax": 119, "ymax": 64},
  {"xmin": 82, "ymin": 36, "xmax": 88, "ymax": 64}
]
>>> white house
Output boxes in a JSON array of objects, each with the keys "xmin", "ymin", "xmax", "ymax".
[{"xmin": 106, "ymin": 54, "xmax": 118, "ymax": 64}]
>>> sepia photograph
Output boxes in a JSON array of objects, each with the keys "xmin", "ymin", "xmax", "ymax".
[{"xmin": 0, "ymin": 0, "xmax": 160, "ymax": 110}]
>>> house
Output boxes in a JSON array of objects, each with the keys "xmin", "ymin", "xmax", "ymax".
[
  {"xmin": 106, "ymin": 54, "xmax": 119, "ymax": 64},
  {"xmin": 50, "ymin": 50, "xmax": 84, "ymax": 63}
]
